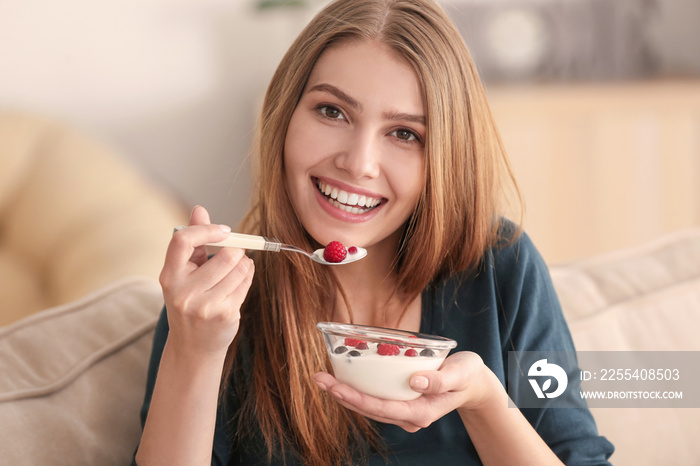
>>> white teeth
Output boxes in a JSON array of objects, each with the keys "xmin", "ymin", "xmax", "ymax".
[
  {"xmin": 327, "ymin": 198, "xmax": 363, "ymax": 214},
  {"xmin": 317, "ymin": 180, "xmax": 382, "ymax": 213}
]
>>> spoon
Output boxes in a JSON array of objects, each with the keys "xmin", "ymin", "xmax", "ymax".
[{"xmin": 174, "ymin": 226, "xmax": 367, "ymax": 265}]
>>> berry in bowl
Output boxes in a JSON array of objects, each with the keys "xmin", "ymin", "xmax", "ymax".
[{"xmin": 316, "ymin": 322, "xmax": 457, "ymax": 401}]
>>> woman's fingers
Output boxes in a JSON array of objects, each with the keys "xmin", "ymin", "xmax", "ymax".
[
  {"xmin": 164, "ymin": 205, "xmax": 230, "ymax": 274},
  {"xmin": 188, "ymin": 205, "xmax": 214, "ymax": 266},
  {"xmin": 161, "ymin": 223, "xmax": 231, "ymax": 281},
  {"xmin": 205, "ymin": 249, "xmax": 255, "ymax": 305},
  {"xmin": 163, "ymin": 246, "xmax": 254, "ymax": 355},
  {"xmin": 409, "ymin": 352, "xmax": 479, "ymax": 396},
  {"xmin": 409, "ymin": 352, "xmax": 497, "ymax": 412},
  {"xmin": 314, "ymin": 352, "xmax": 491, "ymax": 432},
  {"xmin": 195, "ymin": 247, "xmax": 247, "ymax": 292},
  {"xmin": 314, "ymin": 372, "xmax": 424, "ymax": 431},
  {"xmin": 333, "ymin": 396, "xmax": 423, "ymax": 432},
  {"xmin": 189, "ymin": 204, "xmax": 210, "ymax": 226},
  {"xmin": 156, "ymin": 205, "xmax": 256, "ymax": 356},
  {"xmin": 314, "ymin": 373, "xmax": 415, "ymax": 419},
  {"xmin": 166, "ymin": 247, "xmax": 253, "ymax": 315}
]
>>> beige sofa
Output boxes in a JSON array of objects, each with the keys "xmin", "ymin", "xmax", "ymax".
[
  {"xmin": 0, "ymin": 229, "xmax": 698, "ymax": 465},
  {"xmin": 0, "ymin": 110, "xmax": 188, "ymax": 326}
]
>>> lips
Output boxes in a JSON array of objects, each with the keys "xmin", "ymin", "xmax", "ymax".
[{"xmin": 316, "ymin": 179, "xmax": 384, "ymax": 215}]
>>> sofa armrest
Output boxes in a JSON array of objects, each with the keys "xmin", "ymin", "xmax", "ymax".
[
  {"xmin": 550, "ymin": 228, "xmax": 700, "ymax": 465},
  {"xmin": 0, "ymin": 277, "xmax": 162, "ymax": 465}
]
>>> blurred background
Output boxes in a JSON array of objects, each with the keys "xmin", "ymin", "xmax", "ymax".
[{"xmin": 1, "ymin": 0, "xmax": 699, "ymax": 265}]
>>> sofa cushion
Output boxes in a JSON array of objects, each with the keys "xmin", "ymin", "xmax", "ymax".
[
  {"xmin": 550, "ymin": 228, "xmax": 700, "ymax": 465},
  {"xmin": 0, "ymin": 277, "xmax": 162, "ymax": 465},
  {"xmin": 0, "ymin": 110, "xmax": 188, "ymax": 325},
  {"xmin": 551, "ymin": 228, "xmax": 700, "ymax": 351}
]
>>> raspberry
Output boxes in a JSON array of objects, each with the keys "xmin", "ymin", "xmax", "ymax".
[
  {"xmin": 348, "ymin": 246, "xmax": 358, "ymax": 254},
  {"xmin": 404, "ymin": 349, "xmax": 418, "ymax": 357},
  {"xmin": 356, "ymin": 342, "xmax": 369, "ymax": 350},
  {"xmin": 377, "ymin": 343, "xmax": 401, "ymax": 356},
  {"xmin": 323, "ymin": 241, "xmax": 347, "ymax": 263},
  {"xmin": 344, "ymin": 338, "xmax": 366, "ymax": 347}
]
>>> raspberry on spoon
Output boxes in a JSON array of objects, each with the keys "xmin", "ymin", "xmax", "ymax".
[{"xmin": 323, "ymin": 241, "xmax": 347, "ymax": 263}]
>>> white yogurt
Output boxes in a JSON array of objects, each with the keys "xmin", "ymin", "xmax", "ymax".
[{"xmin": 329, "ymin": 344, "xmax": 443, "ymax": 400}]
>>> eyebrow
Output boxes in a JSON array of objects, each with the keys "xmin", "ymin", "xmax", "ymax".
[
  {"xmin": 307, "ymin": 83, "xmax": 362, "ymax": 111},
  {"xmin": 307, "ymin": 83, "xmax": 426, "ymax": 126},
  {"xmin": 383, "ymin": 110, "xmax": 426, "ymax": 126}
]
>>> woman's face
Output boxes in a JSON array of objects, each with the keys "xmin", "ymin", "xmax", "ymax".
[{"xmin": 284, "ymin": 40, "xmax": 426, "ymax": 251}]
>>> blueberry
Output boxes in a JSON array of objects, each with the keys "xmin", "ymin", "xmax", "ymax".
[
  {"xmin": 348, "ymin": 350, "xmax": 362, "ymax": 357},
  {"xmin": 419, "ymin": 348, "xmax": 436, "ymax": 357},
  {"xmin": 334, "ymin": 346, "xmax": 348, "ymax": 354}
]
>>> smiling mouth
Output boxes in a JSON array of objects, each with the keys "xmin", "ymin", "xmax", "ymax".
[{"xmin": 315, "ymin": 179, "xmax": 384, "ymax": 214}]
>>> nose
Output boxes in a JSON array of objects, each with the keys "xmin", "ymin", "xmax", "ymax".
[{"xmin": 334, "ymin": 131, "xmax": 381, "ymax": 179}]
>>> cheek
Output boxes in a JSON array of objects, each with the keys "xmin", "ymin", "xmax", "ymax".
[
  {"xmin": 390, "ymin": 157, "xmax": 425, "ymax": 206},
  {"xmin": 283, "ymin": 113, "xmax": 302, "ymax": 172},
  {"xmin": 284, "ymin": 114, "xmax": 323, "ymax": 176},
  {"xmin": 283, "ymin": 125, "xmax": 310, "ymax": 196}
]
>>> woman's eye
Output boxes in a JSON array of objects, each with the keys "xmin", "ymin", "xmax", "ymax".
[
  {"xmin": 391, "ymin": 129, "xmax": 419, "ymax": 142},
  {"xmin": 318, "ymin": 105, "xmax": 345, "ymax": 120}
]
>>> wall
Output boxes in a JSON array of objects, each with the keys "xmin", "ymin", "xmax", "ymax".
[
  {"xmin": 0, "ymin": 0, "xmax": 320, "ymax": 227},
  {"xmin": 488, "ymin": 80, "xmax": 700, "ymax": 264}
]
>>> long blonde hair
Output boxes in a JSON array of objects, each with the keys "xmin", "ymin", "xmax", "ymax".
[{"xmin": 226, "ymin": 0, "xmax": 521, "ymax": 464}]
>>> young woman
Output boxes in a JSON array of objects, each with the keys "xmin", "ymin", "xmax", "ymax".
[{"xmin": 134, "ymin": 0, "xmax": 614, "ymax": 464}]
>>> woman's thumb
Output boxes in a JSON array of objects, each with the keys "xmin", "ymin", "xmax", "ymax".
[{"xmin": 189, "ymin": 205, "xmax": 211, "ymax": 226}]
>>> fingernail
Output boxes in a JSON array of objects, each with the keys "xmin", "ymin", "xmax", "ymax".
[
  {"xmin": 219, "ymin": 224, "xmax": 231, "ymax": 233},
  {"xmin": 315, "ymin": 381, "xmax": 327, "ymax": 391},
  {"xmin": 332, "ymin": 390, "xmax": 344, "ymax": 401},
  {"xmin": 411, "ymin": 376, "xmax": 429, "ymax": 390}
]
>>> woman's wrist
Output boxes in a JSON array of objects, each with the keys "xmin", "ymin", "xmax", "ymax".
[
  {"xmin": 161, "ymin": 336, "xmax": 230, "ymax": 371},
  {"xmin": 457, "ymin": 366, "xmax": 508, "ymax": 418}
]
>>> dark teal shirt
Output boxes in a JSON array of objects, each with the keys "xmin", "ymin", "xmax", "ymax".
[{"xmin": 135, "ymin": 231, "xmax": 614, "ymax": 465}]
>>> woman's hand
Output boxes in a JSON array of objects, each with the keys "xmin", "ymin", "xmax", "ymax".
[
  {"xmin": 136, "ymin": 205, "xmax": 255, "ymax": 465},
  {"xmin": 159, "ymin": 205, "xmax": 255, "ymax": 357},
  {"xmin": 313, "ymin": 351, "xmax": 501, "ymax": 432}
]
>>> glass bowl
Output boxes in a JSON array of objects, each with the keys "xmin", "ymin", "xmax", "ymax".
[{"xmin": 317, "ymin": 322, "xmax": 457, "ymax": 400}]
